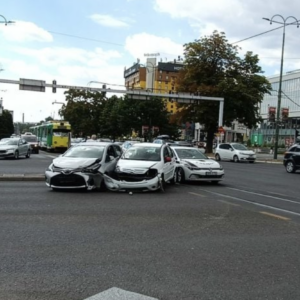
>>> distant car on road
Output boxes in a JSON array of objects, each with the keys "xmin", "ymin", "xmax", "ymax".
[
  {"xmin": 0, "ymin": 138, "xmax": 31, "ymax": 159},
  {"xmin": 215, "ymin": 143, "xmax": 256, "ymax": 163},
  {"xmin": 21, "ymin": 134, "xmax": 39, "ymax": 154},
  {"xmin": 283, "ymin": 144, "xmax": 300, "ymax": 173},
  {"xmin": 121, "ymin": 140, "xmax": 141, "ymax": 152}
]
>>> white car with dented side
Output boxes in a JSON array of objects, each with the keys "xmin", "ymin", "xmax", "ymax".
[{"xmin": 103, "ymin": 143, "xmax": 177, "ymax": 192}]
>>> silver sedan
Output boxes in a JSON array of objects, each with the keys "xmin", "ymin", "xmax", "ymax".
[{"xmin": 45, "ymin": 142, "xmax": 122, "ymax": 191}]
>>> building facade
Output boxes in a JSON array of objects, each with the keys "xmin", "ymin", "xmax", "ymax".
[
  {"xmin": 124, "ymin": 58, "xmax": 184, "ymax": 114},
  {"xmin": 251, "ymin": 70, "xmax": 300, "ymax": 147}
]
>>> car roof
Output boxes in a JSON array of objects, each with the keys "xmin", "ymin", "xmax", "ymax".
[
  {"xmin": 171, "ymin": 146, "xmax": 201, "ymax": 150},
  {"xmin": 76, "ymin": 142, "xmax": 113, "ymax": 146},
  {"xmin": 132, "ymin": 142, "xmax": 162, "ymax": 148}
]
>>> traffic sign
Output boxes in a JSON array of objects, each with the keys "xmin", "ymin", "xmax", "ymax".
[{"xmin": 218, "ymin": 126, "xmax": 225, "ymax": 133}]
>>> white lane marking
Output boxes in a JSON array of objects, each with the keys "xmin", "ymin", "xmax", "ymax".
[
  {"xmin": 218, "ymin": 199, "xmax": 240, "ymax": 207},
  {"xmin": 197, "ymin": 188, "xmax": 300, "ymax": 217},
  {"xmin": 189, "ymin": 192, "xmax": 207, "ymax": 197},
  {"xmin": 226, "ymin": 187, "xmax": 300, "ymax": 206},
  {"xmin": 260, "ymin": 211, "xmax": 290, "ymax": 221},
  {"xmin": 84, "ymin": 287, "xmax": 159, "ymax": 300}
]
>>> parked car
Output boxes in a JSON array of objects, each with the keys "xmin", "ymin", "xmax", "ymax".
[
  {"xmin": 0, "ymin": 138, "xmax": 31, "ymax": 159},
  {"xmin": 121, "ymin": 140, "xmax": 141, "ymax": 152},
  {"xmin": 45, "ymin": 142, "xmax": 122, "ymax": 191},
  {"xmin": 215, "ymin": 143, "xmax": 256, "ymax": 163},
  {"xmin": 70, "ymin": 137, "xmax": 84, "ymax": 147},
  {"xmin": 21, "ymin": 134, "xmax": 39, "ymax": 154},
  {"xmin": 283, "ymin": 144, "xmax": 300, "ymax": 173},
  {"xmin": 171, "ymin": 146, "xmax": 224, "ymax": 184},
  {"xmin": 103, "ymin": 142, "xmax": 177, "ymax": 192}
]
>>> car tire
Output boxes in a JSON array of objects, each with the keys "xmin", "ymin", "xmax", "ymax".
[
  {"xmin": 159, "ymin": 175, "xmax": 166, "ymax": 192},
  {"xmin": 170, "ymin": 169, "xmax": 177, "ymax": 184},
  {"xmin": 25, "ymin": 150, "xmax": 31, "ymax": 158},
  {"xmin": 249, "ymin": 161, "xmax": 254, "ymax": 164},
  {"xmin": 177, "ymin": 167, "xmax": 185, "ymax": 183},
  {"xmin": 35, "ymin": 149, "xmax": 39, "ymax": 154},
  {"xmin": 14, "ymin": 151, "xmax": 19, "ymax": 159},
  {"xmin": 286, "ymin": 161, "xmax": 296, "ymax": 173},
  {"xmin": 215, "ymin": 153, "xmax": 221, "ymax": 161},
  {"xmin": 233, "ymin": 155, "xmax": 239, "ymax": 163}
]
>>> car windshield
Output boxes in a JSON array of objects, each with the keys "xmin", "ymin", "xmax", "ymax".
[
  {"xmin": 1, "ymin": 139, "xmax": 19, "ymax": 145},
  {"xmin": 22, "ymin": 136, "xmax": 37, "ymax": 142},
  {"xmin": 63, "ymin": 146, "xmax": 104, "ymax": 159},
  {"xmin": 232, "ymin": 143, "xmax": 248, "ymax": 150},
  {"xmin": 175, "ymin": 148, "xmax": 207, "ymax": 159},
  {"xmin": 122, "ymin": 146, "xmax": 161, "ymax": 161}
]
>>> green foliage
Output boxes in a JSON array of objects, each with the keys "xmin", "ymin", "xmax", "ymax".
[
  {"xmin": 60, "ymin": 89, "xmax": 106, "ymax": 137},
  {"xmin": 176, "ymin": 30, "xmax": 272, "ymax": 152},
  {"xmin": 59, "ymin": 90, "xmax": 179, "ymax": 140},
  {"xmin": 0, "ymin": 110, "xmax": 14, "ymax": 139}
]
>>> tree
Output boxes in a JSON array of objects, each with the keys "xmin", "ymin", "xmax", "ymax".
[
  {"xmin": 176, "ymin": 31, "xmax": 272, "ymax": 152},
  {"xmin": 59, "ymin": 89, "xmax": 107, "ymax": 137},
  {"xmin": 0, "ymin": 110, "xmax": 14, "ymax": 139}
]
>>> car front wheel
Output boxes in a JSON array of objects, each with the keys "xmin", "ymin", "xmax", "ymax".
[
  {"xmin": 286, "ymin": 161, "xmax": 296, "ymax": 173},
  {"xmin": 233, "ymin": 155, "xmax": 239, "ymax": 163},
  {"xmin": 215, "ymin": 153, "xmax": 221, "ymax": 161},
  {"xmin": 25, "ymin": 150, "xmax": 31, "ymax": 158},
  {"xmin": 177, "ymin": 167, "xmax": 185, "ymax": 183}
]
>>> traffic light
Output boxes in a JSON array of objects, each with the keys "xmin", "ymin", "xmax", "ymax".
[{"xmin": 52, "ymin": 80, "xmax": 57, "ymax": 93}]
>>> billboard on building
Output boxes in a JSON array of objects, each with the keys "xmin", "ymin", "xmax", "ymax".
[
  {"xmin": 268, "ymin": 106, "xmax": 276, "ymax": 122},
  {"xmin": 281, "ymin": 107, "xmax": 289, "ymax": 122}
]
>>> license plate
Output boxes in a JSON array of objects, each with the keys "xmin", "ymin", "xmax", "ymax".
[{"xmin": 206, "ymin": 172, "xmax": 217, "ymax": 175}]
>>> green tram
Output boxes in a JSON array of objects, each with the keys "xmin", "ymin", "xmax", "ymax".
[{"xmin": 30, "ymin": 121, "xmax": 71, "ymax": 152}]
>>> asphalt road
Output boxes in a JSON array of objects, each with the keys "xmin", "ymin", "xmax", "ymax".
[{"xmin": 1, "ymin": 159, "xmax": 300, "ymax": 300}]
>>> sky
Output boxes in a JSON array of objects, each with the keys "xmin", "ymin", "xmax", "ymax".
[{"xmin": 1, "ymin": 0, "xmax": 300, "ymax": 122}]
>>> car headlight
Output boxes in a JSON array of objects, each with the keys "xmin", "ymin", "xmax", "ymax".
[
  {"xmin": 219, "ymin": 164, "xmax": 224, "ymax": 170},
  {"xmin": 183, "ymin": 161, "xmax": 201, "ymax": 170},
  {"xmin": 82, "ymin": 163, "xmax": 101, "ymax": 173},
  {"xmin": 240, "ymin": 152, "xmax": 249, "ymax": 155},
  {"xmin": 46, "ymin": 163, "xmax": 54, "ymax": 172}
]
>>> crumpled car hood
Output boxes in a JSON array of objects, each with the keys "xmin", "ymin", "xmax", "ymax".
[
  {"xmin": 117, "ymin": 159, "xmax": 159, "ymax": 173},
  {"xmin": 53, "ymin": 157, "xmax": 99, "ymax": 169}
]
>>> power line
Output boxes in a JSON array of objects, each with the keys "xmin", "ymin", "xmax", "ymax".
[
  {"xmin": 48, "ymin": 31, "xmax": 124, "ymax": 46},
  {"xmin": 232, "ymin": 25, "xmax": 284, "ymax": 44}
]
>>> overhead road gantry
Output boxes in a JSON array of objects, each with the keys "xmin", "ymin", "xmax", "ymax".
[{"xmin": 0, "ymin": 78, "xmax": 224, "ymax": 127}]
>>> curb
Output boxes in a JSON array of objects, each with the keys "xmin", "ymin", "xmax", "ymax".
[{"xmin": 0, "ymin": 174, "xmax": 44, "ymax": 181}]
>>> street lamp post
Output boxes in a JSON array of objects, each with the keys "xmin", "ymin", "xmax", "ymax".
[
  {"xmin": 0, "ymin": 14, "xmax": 15, "ymax": 25},
  {"xmin": 263, "ymin": 15, "xmax": 299, "ymax": 159}
]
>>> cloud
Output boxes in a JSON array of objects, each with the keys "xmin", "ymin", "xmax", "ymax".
[
  {"xmin": 125, "ymin": 33, "xmax": 184, "ymax": 63},
  {"xmin": 0, "ymin": 20, "xmax": 53, "ymax": 42},
  {"xmin": 90, "ymin": 14, "xmax": 132, "ymax": 28}
]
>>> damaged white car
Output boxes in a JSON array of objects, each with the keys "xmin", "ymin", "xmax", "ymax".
[
  {"xmin": 45, "ymin": 142, "xmax": 122, "ymax": 191},
  {"xmin": 171, "ymin": 146, "xmax": 225, "ymax": 184},
  {"xmin": 103, "ymin": 143, "xmax": 177, "ymax": 192}
]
